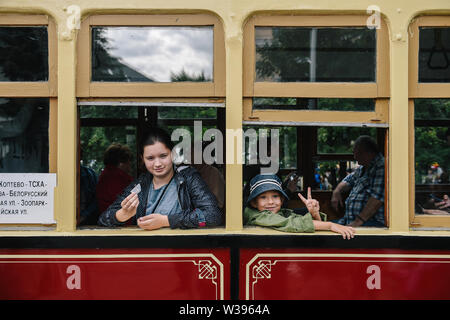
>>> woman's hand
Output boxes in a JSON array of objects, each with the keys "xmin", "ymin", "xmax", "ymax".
[
  {"xmin": 298, "ymin": 187, "xmax": 321, "ymax": 221},
  {"xmin": 330, "ymin": 223, "xmax": 356, "ymax": 240},
  {"xmin": 137, "ymin": 213, "xmax": 170, "ymax": 230},
  {"xmin": 116, "ymin": 192, "xmax": 139, "ymax": 222}
]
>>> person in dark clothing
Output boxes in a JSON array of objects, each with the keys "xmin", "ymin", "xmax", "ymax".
[
  {"xmin": 79, "ymin": 165, "xmax": 99, "ymax": 225},
  {"xmin": 98, "ymin": 127, "xmax": 223, "ymax": 230}
]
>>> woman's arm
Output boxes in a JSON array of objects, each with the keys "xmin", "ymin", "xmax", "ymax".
[{"xmin": 97, "ymin": 176, "xmax": 146, "ymax": 227}]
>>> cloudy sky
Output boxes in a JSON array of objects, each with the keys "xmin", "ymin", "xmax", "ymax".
[{"xmin": 103, "ymin": 26, "xmax": 213, "ymax": 82}]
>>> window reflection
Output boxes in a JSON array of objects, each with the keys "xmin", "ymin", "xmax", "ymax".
[
  {"xmin": 317, "ymin": 127, "xmax": 377, "ymax": 154},
  {"xmin": 419, "ymin": 28, "xmax": 450, "ymax": 83},
  {"xmin": 0, "ymin": 27, "xmax": 48, "ymax": 81},
  {"xmin": 414, "ymin": 99, "xmax": 450, "ymax": 216},
  {"xmin": 253, "ymin": 98, "xmax": 374, "ymax": 111},
  {"xmin": 255, "ymin": 27, "xmax": 376, "ymax": 82},
  {"xmin": 92, "ymin": 27, "xmax": 213, "ymax": 82},
  {"xmin": 0, "ymin": 98, "xmax": 49, "ymax": 173}
]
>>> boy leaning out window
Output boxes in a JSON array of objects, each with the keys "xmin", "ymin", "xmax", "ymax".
[{"xmin": 244, "ymin": 174, "xmax": 356, "ymax": 239}]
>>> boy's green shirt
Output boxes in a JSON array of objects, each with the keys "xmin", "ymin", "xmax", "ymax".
[{"xmin": 244, "ymin": 206, "xmax": 327, "ymax": 233}]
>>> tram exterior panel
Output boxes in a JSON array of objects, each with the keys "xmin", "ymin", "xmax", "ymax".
[
  {"xmin": 1, "ymin": 0, "xmax": 450, "ymax": 300},
  {"xmin": 1, "ymin": 235, "xmax": 450, "ymax": 300}
]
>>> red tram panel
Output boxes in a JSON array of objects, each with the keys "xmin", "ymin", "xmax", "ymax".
[
  {"xmin": 0, "ymin": 249, "xmax": 230, "ymax": 300},
  {"xmin": 240, "ymin": 249, "xmax": 450, "ymax": 300}
]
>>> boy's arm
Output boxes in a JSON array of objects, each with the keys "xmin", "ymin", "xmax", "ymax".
[{"xmin": 313, "ymin": 220, "xmax": 355, "ymax": 239}]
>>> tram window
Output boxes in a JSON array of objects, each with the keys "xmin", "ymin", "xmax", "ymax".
[
  {"xmin": 91, "ymin": 26, "xmax": 213, "ymax": 82},
  {"xmin": 0, "ymin": 26, "xmax": 48, "ymax": 81},
  {"xmin": 0, "ymin": 98, "xmax": 49, "ymax": 173},
  {"xmin": 253, "ymin": 98, "xmax": 375, "ymax": 112},
  {"xmin": 414, "ymin": 99, "xmax": 450, "ymax": 216},
  {"xmin": 419, "ymin": 27, "xmax": 450, "ymax": 83},
  {"xmin": 78, "ymin": 103, "xmax": 225, "ymax": 227},
  {"xmin": 255, "ymin": 27, "xmax": 376, "ymax": 82},
  {"xmin": 242, "ymin": 124, "xmax": 387, "ymax": 224}
]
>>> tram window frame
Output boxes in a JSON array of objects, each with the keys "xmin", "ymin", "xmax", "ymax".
[
  {"xmin": 76, "ymin": 14, "xmax": 225, "ymax": 98},
  {"xmin": 77, "ymin": 100, "xmax": 225, "ymax": 228},
  {"xmin": 243, "ymin": 14, "xmax": 390, "ymax": 228},
  {"xmin": 409, "ymin": 16, "xmax": 450, "ymax": 229},
  {"xmin": 75, "ymin": 12, "xmax": 226, "ymax": 231},
  {"xmin": 0, "ymin": 15, "xmax": 57, "ymax": 227},
  {"xmin": 243, "ymin": 15, "xmax": 390, "ymax": 125}
]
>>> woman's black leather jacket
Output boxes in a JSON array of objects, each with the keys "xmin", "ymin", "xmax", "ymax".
[{"xmin": 98, "ymin": 165, "xmax": 223, "ymax": 229}]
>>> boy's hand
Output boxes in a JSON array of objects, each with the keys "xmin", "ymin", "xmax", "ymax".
[
  {"xmin": 330, "ymin": 223, "xmax": 356, "ymax": 240},
  {"xmin": 298, "ymin": 187, "xmax": 321, "ymax": 221}
]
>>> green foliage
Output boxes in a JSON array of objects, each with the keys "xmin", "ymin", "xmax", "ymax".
[
  {"xmin": 317, "ymin": 127, "xmax": 376, "ymax": 154},
  {"xmin": 414, "ymin": 99, "xmax": 450, "ymax": 184},
  {"xmin": 158, "ymin": 107, "xmax": 216, "ymax": 119},
  {"xmin": 80, "ymin": 126, "xmax": 137, "ymax": 176},
  {"xmin": 415, "ymin": 99, "xmax": 450, "ymax": 119},
  {"xmin": 255, "ymin": 27, "xmax": 375, "ymax": 82},
  {"xmin": 170, "ymin": 69, "xmax": 211, "ymax": 82},
  {"xmin": 80, "ymin": 105, "xmax": 138, "ymax": 119},
  {"xmin": 0, "ymin": 26, "xmax": 48, "ymax": 81}
]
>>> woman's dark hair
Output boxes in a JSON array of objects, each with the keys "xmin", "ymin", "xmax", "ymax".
[
  {"xmin": 103, "ymin": 143, "xmax": 132, "ymax": 166},
  {"xmin": 139, "ymin": 126, "xmax": 174, "ymax": 155}
]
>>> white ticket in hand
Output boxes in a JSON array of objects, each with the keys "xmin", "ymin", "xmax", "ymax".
[{"xmin": 130, "ymin": 184, "xmax": 141, "ymax": 194}]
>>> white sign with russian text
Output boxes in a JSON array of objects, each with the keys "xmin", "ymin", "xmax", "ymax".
[{"xmin": 0, "ymin": 173, "xmax": 57, "ymax": 224}]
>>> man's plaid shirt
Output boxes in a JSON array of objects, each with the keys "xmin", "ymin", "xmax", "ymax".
[{"xmin": 340, "ymin": 153, "xmax": 385, "ymax": 225}]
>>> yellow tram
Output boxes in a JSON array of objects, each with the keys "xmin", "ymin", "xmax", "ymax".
[{"xmin": 0, "ymin": 0, "xmax": 450, "ymax": 301}]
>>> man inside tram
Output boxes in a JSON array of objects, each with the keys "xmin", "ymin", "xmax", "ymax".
[{"xmin": 331, "ymin": 135, "xmax": 385, "ymax": 227}]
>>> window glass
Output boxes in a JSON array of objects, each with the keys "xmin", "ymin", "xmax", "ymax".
[
  {"xmin": 419, "ymin": 27, "xmax": 450, "ymax": 83},
  {"xmin": 414, "ymin": 99, "xmax": 450, "ymax": 216},
  {"xmin": 253, "ymin": 98, "xmax": 374, "ymax": 111},
  {"xmin": 415, "ymin": 98, "xmax": 450, "ymax": 120},
  {"xmin": 0, "ymin": 98, "xmax": 49, "ymax": 172},
  {"xmin": 312, "ymin": 160, "xmax": 359, "ymax": 191},
  {"xmin": 92, "ymin": 27, "xmax": 213, "ymax": 82},
  {"xmin": 317, "ymin": 127, "xmax": 377, "ymax": 154},
  {"xmin": 243, "ymin": 125, "xmax": 297, "ymax": 170},
  {"xmin": 79, "ymin": 105, "xmax": 138, "ymax": 119},
  {"xmin": 0, "ymin": 27, "xmax": 48, "ymax": 81},
  {"xmin": 255, "ymin": 27, "xmax": 376, "ymax": 82},
  {"xmin": 158, "ymin": 106, "xmax": 217, "ymax": 119}
]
